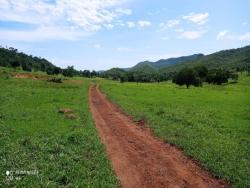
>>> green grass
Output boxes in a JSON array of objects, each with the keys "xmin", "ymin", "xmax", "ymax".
[
  {"xmin": 100, "ymin": 75, "xmax": 250, "ymax": 188},
  {"xmin": 0, "ymin": 68, "xmax": 118, "ymax": 187}
]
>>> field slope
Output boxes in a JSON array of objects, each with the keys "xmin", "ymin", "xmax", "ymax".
[
  {"xmin": 100, "ymin": 75, "xmax": 250, "ymax": 187},
  {"xmin": 0, "ymin": 68, "xmax": 117, "ymax": 187}
]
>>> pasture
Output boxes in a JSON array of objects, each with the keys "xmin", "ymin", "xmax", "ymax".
[
  {"xmin": 0, "ymin": 68, "xmax": 117, "ymax": 187},
  {"xmin": 100, "ymin": 75, "xmax": 250, "ymax": 187}
]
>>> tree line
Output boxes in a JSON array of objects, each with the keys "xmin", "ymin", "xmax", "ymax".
[
  {"xmin": 1, "ymin": 46, "xmax": 249, "ymax": 86},
  {"xmin": 0, "ymin": 46, "xmax": 98, "ymax": 78},
  {"xmin": 102, "ymin": 64, "xmax": 249, "ymax": 87}
]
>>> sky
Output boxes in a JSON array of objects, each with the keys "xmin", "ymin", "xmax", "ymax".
[{"xmin": 0, "ymin": 0, "xmax": 250, "ymax": 70}]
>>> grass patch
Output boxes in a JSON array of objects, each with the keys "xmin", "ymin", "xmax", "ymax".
[
  {"xmin": 99, "ymin": 76, "xmax": 250, "ymax": 187},
  {"xmin": 0, "ymin": 67, "xmax": 118, "ymax": 187}
]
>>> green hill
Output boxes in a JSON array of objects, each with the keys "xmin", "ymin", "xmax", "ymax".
[
  {"xmin": 160, "ymin": 45, "xmax": 250, "ymax": 74},
  {"xmin": 0, "ymin": 46, "xmax": 57, "ymax": 72},
  {"xmin": 128, "ymin": 54, "xmax": 204, "ymax": 72}
]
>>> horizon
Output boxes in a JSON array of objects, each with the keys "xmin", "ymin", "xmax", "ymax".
[{"xmin": 0, "ymin": 0, "xmax": 250, "ymax": 70}]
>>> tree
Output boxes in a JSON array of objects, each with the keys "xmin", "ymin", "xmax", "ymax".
[
  {"xmin": 206, "ymin": 69, "xmax": 229, "ymax": 85},
  {"xmin": 174, "ymin": 67, "xmax": 200, "ymax": 88},
  {"xmin": 10, "ymin": 60, "xmax": 20, "ymax": 68},
  {"xmin": 90, "ymin": 70, "xmax": 98, "ymax": 77},
  {"xmin": 82, "ymin": 70, "xmax": 91, "ymax": 77},
  {"xmin": 62, "ymin": 66, "xmax": 75, "ymax": 77},
  {"xmin": 194, "ymin": 64, "xmax": 208, "ymax": 79},
  {"xmin": 21, "ymin": 62, "xmax": 32, "ymax": 72}
]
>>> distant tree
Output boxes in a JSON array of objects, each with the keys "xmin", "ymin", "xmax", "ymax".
[
  {"xmin": 206, "ymin": 69, "xmax": 229, "ymax": 85},
  {"xmin": 53, "ymin": 67, "xmax": 61, "ymax": 75},
  {"xmin": 10, "ymin": 60, "xmax": 20, "ymax": 68},
  {"xmin": 82, "ymin": 70, "xmax": 91, "ymax": 77},
  {"xmin": 230, "ymin": 72, "xmax": 239, "ymax": 82},
  {"xmin": 46, "ymin": 66, "xmax": 61, "ymax": 75},
  {"xmin": 21, "ymin": 62, "xmax": 32, "ymax": 72},
  {"xmin": 62, "ymin": 66, "xmax": 75, "ymax": 77},
  {"xmin": 174, "ymin": 67, "xmax": 200, "ymax": 88},
  {"xmin": 90, "ymin": 70, "xmax": 98, "ymax": 78},
  {"xmin": 194, "ymin": 64, "xmax": 208, "ymax": 79}
]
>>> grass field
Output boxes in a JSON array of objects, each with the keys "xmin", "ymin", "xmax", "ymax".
[
  {"xmin": 100, "ymin": 75, "xmax": 250, "ymax": 187},
  {"xmin": 0, "ymin": 67, "xmax": 118, "ymax": 187}
]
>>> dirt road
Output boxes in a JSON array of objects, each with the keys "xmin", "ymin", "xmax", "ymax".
[{"xmin": 89, "ymin": 85, "xmax": 228, "ymax": 188}]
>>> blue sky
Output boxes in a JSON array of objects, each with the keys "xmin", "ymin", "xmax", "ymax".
[{"xmin": 0, "ymin": 0, "xmax": 250, "ymax": 70}]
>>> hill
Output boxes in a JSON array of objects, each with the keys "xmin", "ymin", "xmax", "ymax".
[
  {"xmin": 128, "ymin": 54, "xmax": 204, "ymax": 72},
  {"xmin": 0, "ymin": 46, "xmax": 57, "ymax": 72},
  {"xmin": 160, "ymin": 45, "xmax": 250, "ymax": 74}
]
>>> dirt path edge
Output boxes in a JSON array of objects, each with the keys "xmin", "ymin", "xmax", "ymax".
[{"xmin": 89, "ymin": 85, "xmax": 228, "ymax": 188}]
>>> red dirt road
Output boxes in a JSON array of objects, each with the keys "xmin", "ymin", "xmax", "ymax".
[{"xmin": 89, "ymin": 85, "xmax": 228, "ymax": 188}]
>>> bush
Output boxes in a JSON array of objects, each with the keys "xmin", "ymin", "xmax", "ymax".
[{"xmin": 47, "ymin": 77, "xmax": 63, "ymax": 83}]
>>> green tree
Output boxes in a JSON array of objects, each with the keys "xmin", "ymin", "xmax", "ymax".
[
  {"xmin": 62, "ymin": 66, "xmax": 75, "ymax": 77},
  {"xmin": 174, "ymin": 67, "xmax": 200, "ymax": 88}
]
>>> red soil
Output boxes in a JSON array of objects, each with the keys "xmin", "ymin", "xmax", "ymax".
[{"xmin": 89, "ymin": 85, "xmax": 228, "ymax": 188}]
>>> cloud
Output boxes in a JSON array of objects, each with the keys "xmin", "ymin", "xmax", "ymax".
[
  {"xmin": 0, "ymin": 0, "xmax": 131, "ymax": 41},
  {"xmin": 238, "ymin": 33, "xmax": 250, "ymax": 41},
  {"xmin": 0, "ymin": 26, "xmax": 88, "ymax": 42},
  {"xmin": 159, "ymin": 19, "xmax": 180, "ymax": 30},
  {"xmin": 117, "ymin": 47, "xmax": 134, "ymax": 52},
  {"xmin": 178, "ymin": 30, "xmax": 206, "ymax": 40},
  {"xmin": 116, "ymin": 8, "xmax": 132, "ymax": 15},
  {"xmin": 242, "ymin": 22, "xmax": 247, "ymax": 26},
  {"xmin": 216, "ymin": 30, "xmax": 229, "ymax": 40},
  {"xmin": 93, "ymin": 44, "xmax": 101, "ymax": 49},
  {"xmin": 104, "ymin": 24, "xmax": 114, "ymax": 30},
  {"xmin": 218, "ymin": 31, "xmax": 250, "ymax": 41},
  {"xmin": 137, "ymin": 20, "xmax": 151, "ymax": 28},
  {"xmin": 125, "ymin": 20, "xmax": 151, "ymax": 29},
  {"xmin": 126, "ymin": 21, "xmax": 136, "ymax": 28},
  {"xmin": 167, "ymin": 19, "xmax": 180, "ymax": 28},
  {"xmin": 183, "ymin": 12, "xmax": 209, "ymax": 25}
]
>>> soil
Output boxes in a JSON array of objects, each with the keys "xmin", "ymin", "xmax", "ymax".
[
  {"xmin": 14, "ymin": 73, "xmax": 45, "ymax": 80},
  {"xmin": 89, "ymin": 85, "xmax": 228, "ymax": 188}
]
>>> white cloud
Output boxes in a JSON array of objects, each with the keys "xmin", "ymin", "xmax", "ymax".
[
  {"xmin": 125, "ymin": 20, "xmax": 151, "ymax": 29},
  {"xmin": 138, "ymin": 20, "xmax": 152, "ymax": 28},
  {"xmin": 0, "ymin": 0, "xmax": 131, "ymax": 41},
  {"xmin": 238, "ymin": 33, "xmax": 250, "ymax": 41},
  {"xmin": 93, "ymin": 44, "xmax": 101, "ymax": 49},
  {"xmin": 104, "ymin": 24, "xmax": 114, "ymax": 30},
  {"xmin": 0, "ymin": 26, "xmax": 88, "ymax": 42},
  {"xmin": 178, "ymin": 30, "xmax": 206, "ymax": 40},
  {"xmin": 216, "ymin": 30, "xmax": 229, "ymax": 40},
  {"xmin": 126, "ymin": 21, "xmax": 136, "ymax": 28},
  {"xmin": 159, "ymin": 19, "xmax": 180, "ymax": 30},
  {"xmin": 183, "ymin": 12, "xmax": 209, "ymax": 25},
  {"xmin": 216, "ymin": 30, "xmax": 250, "ymax": 41},
  {"xmin": 175, "ymin": 28, "xmax": 184, "ymax": 33},
  {"xmin": 167, "ymin": 19, "xmax": 180, "ymax": 28},
  {"xmin": 116, "ymin": 8, "xmax": 132, "ymax": 15},
  {"xmin": 242, "ymin": 22, "xmax": 247, "ymax": 26},
  {"xmin": 117, "ymin": 47, "xmax": 133, "ymax": 52}
]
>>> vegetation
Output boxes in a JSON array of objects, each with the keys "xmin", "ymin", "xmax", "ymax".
[
  {"xmin": 103, "ymin": 46, "xmax": 250, "ymax": 83},
  {"xmin": 0, "ymin": 67, "xmax": 118, "ymax": 187},
  {"xmin": 99, "ymin": 75, "xmax": 250, "ymax": 187},
  {"xmin": 129, "ymin": 54, "xmax": 204, "ymax": 70},
  {"xmin": 173, "ymin": 67, "xmax": 201, "ymax": 88},
  {"xmin": 0, "ymin": 46, "xmax": 98, "ymax": 78},
  {"xmin": 160, "ymin": 45, "xmax": 250, "ymax": 75}
]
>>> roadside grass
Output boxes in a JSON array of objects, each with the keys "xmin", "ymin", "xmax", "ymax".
[
  {"xmin": 100, "ymin": 75, "xmax": 250, "ymax": 187},
  {"xmin": 0, "ymin": 67, "xmax": 118, "ymax": 187}
]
